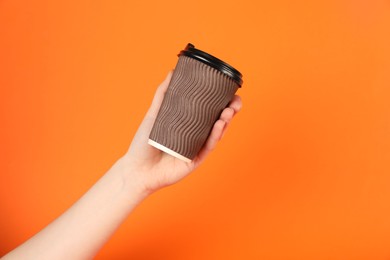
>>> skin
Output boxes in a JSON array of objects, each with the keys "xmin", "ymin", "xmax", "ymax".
[{"xmin": 2, "ymin": 71, "xmax": 242, "ymax": 260}]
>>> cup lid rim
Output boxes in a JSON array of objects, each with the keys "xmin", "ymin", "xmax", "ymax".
[{"xmin": 178, "ymin": 43, "xmax": 243, "ymax": 87}]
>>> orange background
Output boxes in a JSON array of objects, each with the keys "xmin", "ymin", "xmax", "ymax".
[{"xmin": 1, "ymin": 0, "xmax": 390, "ymax": 259}]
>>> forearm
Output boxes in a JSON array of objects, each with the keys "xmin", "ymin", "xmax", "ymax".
[{"xmin": 3, "ymin": 156, "xmax": 148, "ymax": 260}]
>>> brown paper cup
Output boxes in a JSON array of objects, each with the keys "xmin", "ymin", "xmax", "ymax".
[{"xmin": 149, "ymin": 43, "xmax": 243, "ymax": 162}]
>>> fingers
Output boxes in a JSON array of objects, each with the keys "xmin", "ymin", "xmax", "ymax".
[
  {"xmin": 220, "ymin": 107, "xmax": 235, "ymax": 124},
  {"xmin": 207, "ymin": 119, "xmax": 226, "ymax": 148},
  {"xmin": 194, "ymin": 119, "xmax": 226, "ymax": 164},
  {"xmin": 194, "ymin": 95, "xmax": 242, "ymax": 165},
  {"xmin": 219, "ymin": 95, "xmax": 242, "ymax": 135},
  {"xmin": 204, "ymin": 97, "xmax": 242, "ymax": 150},
  {"xmin": 228, "ymin": 95, "xmax": 242, "ymax": 114},
  {"xmin": 147, "ymin": 71, "xmax": 173, "ymax": 118}
]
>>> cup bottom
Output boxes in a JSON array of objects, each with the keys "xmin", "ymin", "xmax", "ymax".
[{"xmin": 148, "ymin": 139, "xmax": 192, "ymax": 163}]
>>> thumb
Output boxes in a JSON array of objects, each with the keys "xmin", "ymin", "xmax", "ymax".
[
  {"xmin": 146, "ymin": 71, "xmax": 173, "ymax": 118},
  {"xmin": 128, "ymin": 70, "xmax": 173, "ymax": 155}
]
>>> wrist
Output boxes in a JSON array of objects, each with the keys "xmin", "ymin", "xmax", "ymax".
[{"xmin": 114, "ymin": 155, "xmax": 152, "ymax": 200}]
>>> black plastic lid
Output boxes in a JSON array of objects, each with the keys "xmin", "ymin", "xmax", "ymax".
[{"xmin": 178, "ymin": 43, "xmax": 243, "ymax": 87}]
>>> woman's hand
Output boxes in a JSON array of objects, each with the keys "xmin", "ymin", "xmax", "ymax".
[
  {"xmin": 123, "ymin": 71, "xmax": 242, "ymax": 194},
  {"xmin": 2, "ymin": 71, "xmax": 242, "ymax": 260}
]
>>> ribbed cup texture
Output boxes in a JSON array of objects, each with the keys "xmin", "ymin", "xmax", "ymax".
[{"xmin": 149, "ymin": 56, "xmax": 239, "ymax": 160}]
